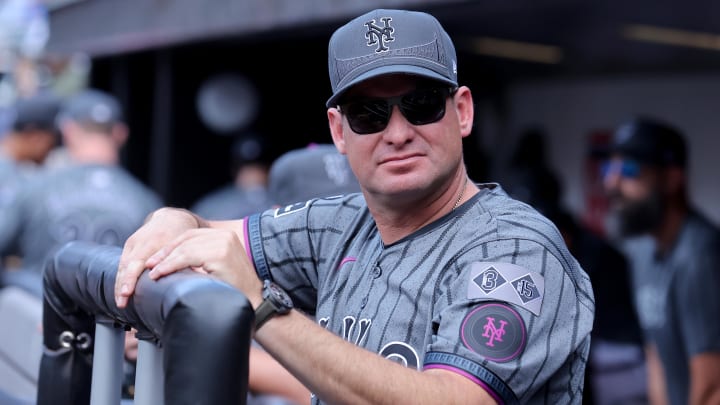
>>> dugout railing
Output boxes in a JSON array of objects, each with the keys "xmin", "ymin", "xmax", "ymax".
[{"xmin": 37, "ymin": 240, "xmax": 253, "ymax": 405}]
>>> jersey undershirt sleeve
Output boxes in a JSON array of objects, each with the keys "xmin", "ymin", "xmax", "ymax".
[{"xmin": 675, "ymin": 235, "xmax": 720, "ymax": 356}]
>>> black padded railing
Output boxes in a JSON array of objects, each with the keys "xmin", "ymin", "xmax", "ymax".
[{"xmin": 37, "ymin": 240, "xmax": 253, "ymax": 405}]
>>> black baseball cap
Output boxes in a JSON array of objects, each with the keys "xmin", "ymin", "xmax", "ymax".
[
  {"xmin": 231, "ymin": 133, "xmax": 273, "ymax": 168},
  {"xmin": 268, "ymin": 144, "xmax": 361, "ymax": 206},
  {"xmin": 11, "ymin": 93, "xmax": 61, "ymax": 133},
  {"xmin": 611, "ymin": 118, "xmax": 687, "ymax": 167},
  {"xmin": 57, "ymin": 89, "xmax": 124, "ymax": 128}
]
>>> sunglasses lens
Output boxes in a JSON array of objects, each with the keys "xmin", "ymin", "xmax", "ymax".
[
  {"xmin": 621, "ymin": 160, "xmax": 640, "ymax": 177},
  {"xmin": 601, "ymin": 160, "xmax": 641, "ymax": 178},
  {"xmin": 343, "ymin": 100, "xmax": 391, "ymax": 134},
  {"xmin": 400, "ymin": 88, "xmax": 447, "ymax": 125},
  {"xmin": 341, "ymin": 88, "xmax": 450, "ymax": 134}
]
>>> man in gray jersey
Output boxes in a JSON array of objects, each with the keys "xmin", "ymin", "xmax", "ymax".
[
  {"xmin": 191, "ymin": 134, "xmax": 273, "ymax": 220},
  {"xmin": 115, "ymin": 9, "xmax": 594, "ymax": 404},
  {"xmin": 603, "ymin": 117, "xmax": 720, "ymax": 405},
  {"xmin": 0, "ymin": 93, "xmax": 60, "ymax": 291},
  {"xmin": 0, "ymin": 93, "xmax": 60, "ymax": 404},
  {"xmin": 0, "ymin": 88, "xmax": 162, "ymax": 295}
]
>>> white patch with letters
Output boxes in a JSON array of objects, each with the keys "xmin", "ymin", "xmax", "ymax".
[
  {"xmin": 273, "ymin": 200, "xmax": 311, "ymax": 218},
  {"xmin": 467, "ymin": 262, "xmax": 545, "ymax": 316}
]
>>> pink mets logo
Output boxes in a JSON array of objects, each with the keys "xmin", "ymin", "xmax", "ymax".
[
  {"xmin": 365, "ymin": 17, "xmax": 394, "ymax": 52},
  {"xmin": 481, "ymin": 317, "xmax": 507, "ymax": 347},
  {"xmin": 461, "ymin": 303, "xmax": 526, "ymax": 363}
]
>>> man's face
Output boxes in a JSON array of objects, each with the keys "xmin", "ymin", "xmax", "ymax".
[
  {"xmin": 25, "ymin": 129, "xmax": 57, "ymax": 164},
  {"xmin": 327, "ymin": 75, "xmax": 472, "ymax": 205},
  {"xmin": 602, "ymin": 155, "xmax": 665, "ymax": 236}
]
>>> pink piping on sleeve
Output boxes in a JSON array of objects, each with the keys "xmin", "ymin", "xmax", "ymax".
[
  {"xmin": 242, "ymin": 217, "xmax": 255, "ymax": 268},
  {"xmin": 424, "ymin": 364, "xmax": 505, "ymax": 405}
]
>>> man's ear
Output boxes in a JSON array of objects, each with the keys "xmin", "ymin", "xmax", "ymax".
[
  {"xmin": 453, "ymin": 86, "xmax": 474, "ymax": 138},
  {"xmin": 328, "ymin": 108, "xmax": 347, "ymax": 154},
  {"xmin": 59, "ymin": 120, "xmax": 77, "ymax": 147},
  {"xmin": 111, "ymin": 123, "xmax": 129, "ymax": 148}
]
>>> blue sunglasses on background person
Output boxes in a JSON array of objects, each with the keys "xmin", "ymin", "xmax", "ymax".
[{"xmin": 600, "ymin": 159, "xmax": 641, "ymax": 179}]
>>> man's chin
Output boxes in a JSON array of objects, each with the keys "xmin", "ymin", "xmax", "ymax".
[
  {"xmin": 618, "ymin": 221, "xmax": 652, "ymax": 237},
  {"xmin": 617, "ymin": 209, "xmax": 660, "ymax": 237}
]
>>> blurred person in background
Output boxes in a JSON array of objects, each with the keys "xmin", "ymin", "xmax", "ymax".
[
  {"xmin": 191, "ymin": 133, "xmax": 273, "ymax": 220},
  {"xmin": 267, "ymin": 143, "xmax": 361, "ymax": 207},
  {"xmin": 603, "ymin": 117, "xmax": 720, "ymax": 405},
  {"xmin": 0, "ymin": 92, "xmax": 60, "ymax": 288},
  {"xmin": 0, "ymin": 88, "xmax": 163, "ymax": 292},
  {"xmin": 0, "ymin": 91, "xmax": 59, "ymax": 405},
  {"xmin": 502, "ymin": 127, "xmax": 645, "ymax": 405},
  {"xmin": 0, "ymin": 92, "xmax": 59, "ymax": 174}
]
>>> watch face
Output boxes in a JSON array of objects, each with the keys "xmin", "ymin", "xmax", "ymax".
[{"xmin": 267, "ymin": 282, "xmax": 294, "ymax": 310}]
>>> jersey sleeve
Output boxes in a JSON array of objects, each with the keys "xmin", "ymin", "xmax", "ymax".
[
  {"xmin": 423, "ymin": 238, "xmax": 594, "ymax": 404},
  {"xmin": 0, "ymin": 196, "xmax": 21, "ymax": 256},
  {"xmin": 0, "ymin": 177, "xmax": 32, "ymax": 257},
  {"xmin": 675, "ymin": 236, "xmax": 720, "ymax": 356},
  {"xmin": 244, "ymin": 195, "xmax": 365, "ymax": 314}
]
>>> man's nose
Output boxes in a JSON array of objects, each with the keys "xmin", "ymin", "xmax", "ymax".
[{"xmin": 382, "ymin": 105, "xmax": 414, "ymax": 144}]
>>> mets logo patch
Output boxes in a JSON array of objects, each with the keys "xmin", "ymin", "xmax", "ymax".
[{"xmin": 461, "ymin": 303, "xmax": 527, "ymax": 363}]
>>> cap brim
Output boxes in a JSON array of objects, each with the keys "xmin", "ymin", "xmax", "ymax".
[{"xmin": 326, "ymin": 65, "xmax": 457, "ymax": 108}]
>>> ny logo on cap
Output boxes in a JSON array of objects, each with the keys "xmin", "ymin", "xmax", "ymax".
[{"xmin": 365, "ymin": 17, "xmax": 394, "ymax": 53}]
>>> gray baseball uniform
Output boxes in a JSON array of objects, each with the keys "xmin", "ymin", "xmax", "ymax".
[
  {"xmin": 245, "ymin": 183, "xmax": 595, "ymax": 404},
  {"xmin": 0, "ymin": 155, "xmax": 46, "ymax": 293},
  {"xmin": 0, "ymin": 157, "xmax": 27, "ymax": 251},
  {"xmin": 625, "ymin": 210, "xmax": 720, "ymax": 405},
  {"xmin": 0, "ymin": 164, "xmax": 162, "ymax": 275}
]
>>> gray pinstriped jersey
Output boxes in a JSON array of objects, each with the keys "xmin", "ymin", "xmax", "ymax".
[
  {"xmin": 246, "ymin": 183, "xmax": 594, "ymax": 404},
  {"xmin": 625, "ymin": 210, "xmax": 720, "ymax": 405},
  {"xmin": 0, "ymin": 164, "xmax": 162, "ymax": 274}
]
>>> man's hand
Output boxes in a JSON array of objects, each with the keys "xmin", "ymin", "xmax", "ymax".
[
  {"xmin": 145, "ymin": 227, "xmax": 264, "ymax": 307},
  {"xmin": 124, "ymin": 329, "xmax": 139, "ymax": 362},
  {"xmin": 114, "ymin": 207, "xmax": 202, "ymax": 308}
]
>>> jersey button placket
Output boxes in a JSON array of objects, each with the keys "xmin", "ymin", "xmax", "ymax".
[{"xmin": 361, "ymin": 263, "xmax": 382, "ymax": 309}]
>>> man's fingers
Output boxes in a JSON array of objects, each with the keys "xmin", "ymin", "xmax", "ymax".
[
  {"xmin": 146, "ymin": 247, "xmax": 168, "ymax": 268},
  {"xmin": 148, "ymin": 246, "xmax": 199, "ymax": 280},
  {"xmin": 115, "ymin": 259, "xmax": 146, "ymax": 308}
]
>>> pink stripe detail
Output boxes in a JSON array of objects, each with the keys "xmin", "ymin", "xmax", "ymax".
[
  {"xmin": 337, "ymin": 256, "xmax": 357, "ymax": 271},
  {"xmin": 242, "ymin": 217, "xmax": 255, "ymax": 268},
  {"xmin": 424, "ymin": 364, "xmax": 504, "ymax": 405}
]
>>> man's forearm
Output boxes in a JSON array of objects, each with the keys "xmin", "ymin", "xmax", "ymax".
[
  {"xmin": 690, "ymin": 352, "xmax": 720, "ymax": 405},
  {"xmin": 254, "ymin": 310, "xmax": 496, "ymax": 405},
  {"xmin": 645, "ymin": 345, "xmax": 668, "ymax": 405}
]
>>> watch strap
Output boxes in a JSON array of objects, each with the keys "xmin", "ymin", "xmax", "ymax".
[{"xmin": 254, "ymin": 299, "xmax": 277, "ymax": 331}]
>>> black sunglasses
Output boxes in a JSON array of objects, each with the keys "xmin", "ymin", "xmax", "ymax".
[{"xmin": 338, "ymin": 87, "xmax": 456, "ymax": 135}]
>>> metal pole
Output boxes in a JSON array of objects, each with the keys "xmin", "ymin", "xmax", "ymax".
[
  {"xmin": 90, "ymin": 322, "xmax": 124, "ymax": 405},
  {"xmin": 133, "ymin": 340, "xmax": 164, "ymax": 405}
]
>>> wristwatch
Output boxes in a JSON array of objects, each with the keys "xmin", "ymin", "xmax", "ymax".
[{"xmin": 254, "ymin": 279, "xmax": 294, "ymax": 330}]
